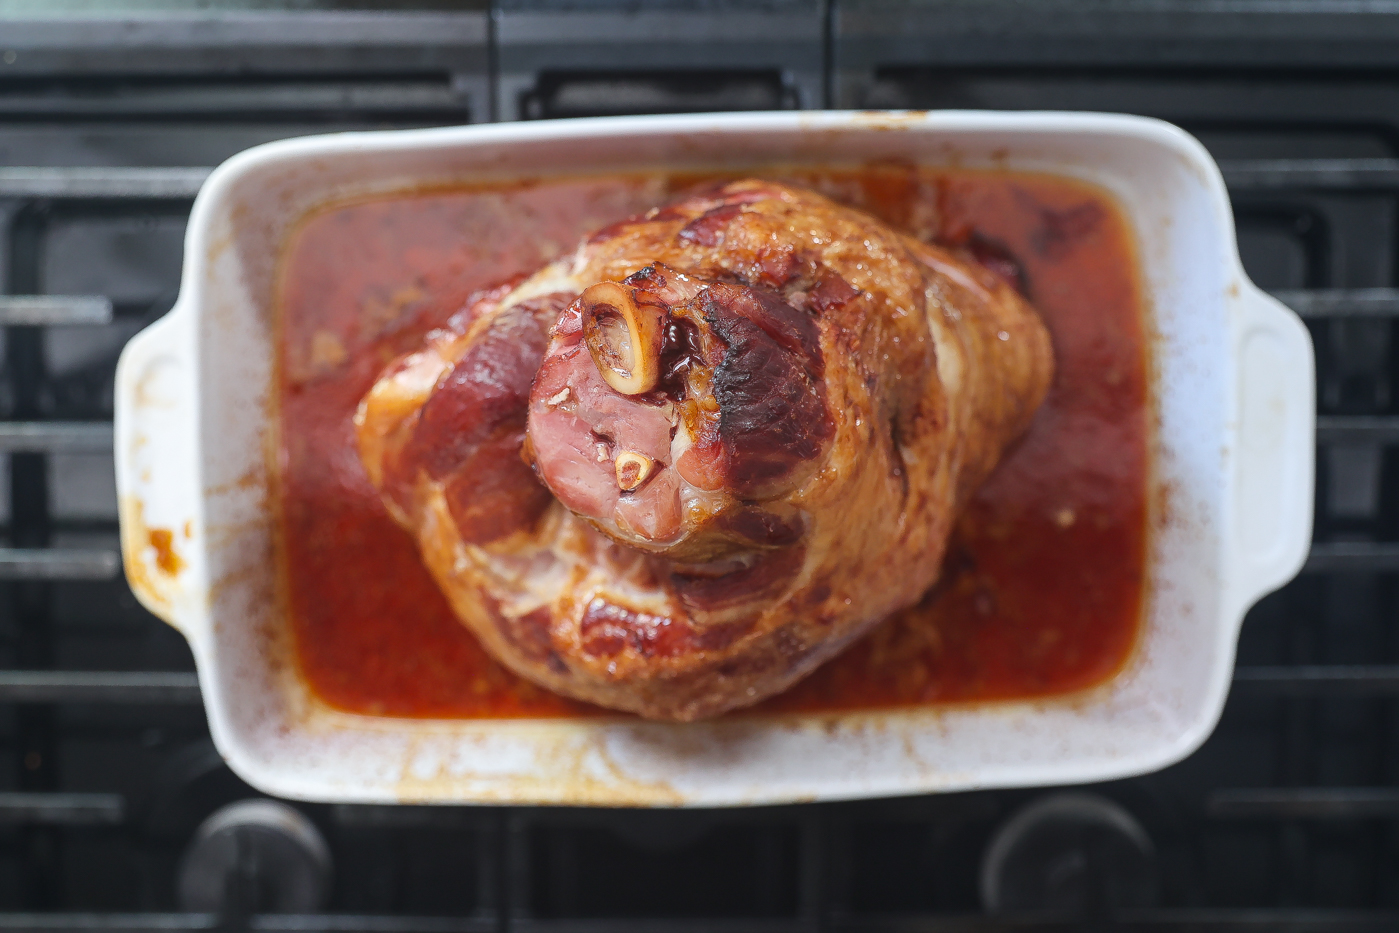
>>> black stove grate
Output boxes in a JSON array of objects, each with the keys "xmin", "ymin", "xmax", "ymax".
[{"xmin": 0, "ymin": 3, "xmax": 1396, "ymax": 930}]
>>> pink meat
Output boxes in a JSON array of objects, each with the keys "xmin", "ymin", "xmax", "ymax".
[{"xmin": 528, "ymin": 332, "xmax": 682, "ymax": 543}]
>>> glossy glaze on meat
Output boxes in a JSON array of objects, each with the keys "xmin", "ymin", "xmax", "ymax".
[{"xmin": 354, "ymin": 179, "xmax": 1053, "ymax": 720}]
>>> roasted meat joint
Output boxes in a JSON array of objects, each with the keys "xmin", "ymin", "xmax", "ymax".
[{"xmin": 354, "ymin": 179, "xmax": 1054, "ymax": 720}]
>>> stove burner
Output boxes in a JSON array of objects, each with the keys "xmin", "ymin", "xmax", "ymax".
[
  {"xmin": 979, "ymin": 792, "xmax": 1159, "ymax": 915},
  {"xmin": 177, "ymin": 799, "xmax": 332, "ymax": 914}
]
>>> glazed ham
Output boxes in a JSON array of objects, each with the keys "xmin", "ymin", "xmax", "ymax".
[{"xmin": 354, "ymin": 180, "xmax": 1053, "ymax": 720}]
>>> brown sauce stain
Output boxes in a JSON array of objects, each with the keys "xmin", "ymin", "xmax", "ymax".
[{"xmin": 148, "ymin": 528, "xmax": 186, "ymax": 575}]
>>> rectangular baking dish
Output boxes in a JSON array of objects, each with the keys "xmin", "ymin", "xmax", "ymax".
[{"xmin": 113, "ymin": 111, "xmax": 1314, "ymax": 806}]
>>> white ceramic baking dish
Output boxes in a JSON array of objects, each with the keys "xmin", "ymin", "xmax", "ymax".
[{"xmin": 113, "ymin": 111, "xmax": 1314, "ymax": 806}]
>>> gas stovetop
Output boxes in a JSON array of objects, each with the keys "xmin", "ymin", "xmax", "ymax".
[{"xmin": 0, "ymin": 2, "xmax": 1396, "ymax": 929}]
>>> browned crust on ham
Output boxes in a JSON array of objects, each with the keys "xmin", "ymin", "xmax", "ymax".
[{"xmin": 353, "ymin": 179, "xmax": 1053, "ymax": 720}]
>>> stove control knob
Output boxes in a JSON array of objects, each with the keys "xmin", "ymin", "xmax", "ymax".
[
  {"xmin": 980, "ymin": 792, "xmax": 1158, "ymax": 914},
  {"xmin": 178, "ymin": 798, "xmax": 332, "ymax": 913}
]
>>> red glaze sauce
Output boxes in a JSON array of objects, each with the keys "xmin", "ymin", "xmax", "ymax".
[{"xmin": 276, "ymin": 167, "xmax": 1149, "ymax": 718}]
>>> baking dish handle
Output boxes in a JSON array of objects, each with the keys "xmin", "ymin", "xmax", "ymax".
[
  {"xmin": 113, "ymin": 300, "xmax": 206, "ymax": 643},
  {"xmin": 1228, "ymin": 281, "xmax": 1316, "ymax": 618}
]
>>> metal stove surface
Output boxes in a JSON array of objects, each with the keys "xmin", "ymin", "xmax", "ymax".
[{"xmin": 0, "ymin": 2, "xmax": 1396, "ymax": 930}]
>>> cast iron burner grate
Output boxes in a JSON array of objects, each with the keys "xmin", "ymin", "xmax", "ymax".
[{"xmin": 0, "ymin": 2, "xmax": 1395, "ymax": 930}]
